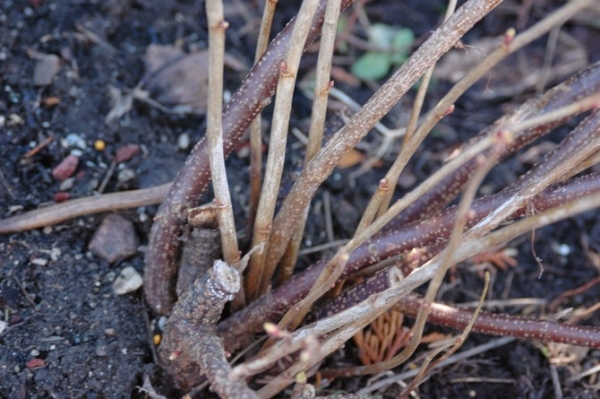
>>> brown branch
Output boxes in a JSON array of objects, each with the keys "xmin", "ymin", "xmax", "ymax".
[
  {"xmin": 0, "ymin": 183, "xmax": 171, "ymax": 234},
  {"xmin": 319, "ymin": 293, "xmax": 600, "ymax": 380},
  {"xmin": 144, "ymin": 0, "xmax": 355, "ymax": 315},
  {"xmin": 217, "ymin": 173, "xmax": 600, "ymax": 352},
  {"xmin": 159, "ymin": 260, "xmax": 248, "ymax": 394},
  {"xmin": 247, "ymin": 0, "xmax": 278, "ymax": 235},
  {"xmin": 397, "ymin": 295, "xmax": 600, "ymax": 348}
]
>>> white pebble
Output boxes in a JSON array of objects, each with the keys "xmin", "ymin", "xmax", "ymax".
[
  {"xmin": 62, "ymin": 133, "xmax": 87, "ymax": 150},
  {"xmin": 59, "ymin": 177, "xmax": 75, "ymax": 191},
  {"xmin": 30, "ymin": 258, "xmax": 48, "ymax": 266},
  {"xmin": 117, "ymin": 168, "xmax": 136, "ymax": 183},
  {"xmin": 177, "ymin": 133, "xmax": 190, "ymax": 150},
  {"xmin": 50, "ymin": 247, "xmax": 61, "ymax": 261},
  {"xmin": 70, "ymin": 149, "xmax": 84, "ymax": 157},
  {"xmin": 553, "ymin": 243, "xmax": 571, "ymax": 256},
  {"xmin": 112, "ymin": 266, "xmax": 143, "ymax": 295}
]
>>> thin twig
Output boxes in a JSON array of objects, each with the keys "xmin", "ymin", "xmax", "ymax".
[
  {"xmin": 205, "ymin": 0, "xmax": 240, "ymax": 269},
  {"xmin": 399, "ymin": 271, "xmax": 491, "ymax": 398},
  {"xmin": 0, "ymin": 183, "xmax": 171, "ymax": 234},
  {"xmin": 356, "ymin": 337, "xmax": 516, "ymax": 396},
  {"xmin": 277, "ymin": 0, "xmax": 343, "ymax": 286},
  {"xmin": 248, "ymin": 0, "xmax": 278, "ymax": 235},
  {"xmin": 245, "ymin": 0, "xmax": 321, "ymax": 301}
]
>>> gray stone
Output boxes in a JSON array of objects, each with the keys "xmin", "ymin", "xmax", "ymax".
[{"xmin": 88, "ymin": 214, "xmax": 138, "ymax": 263}]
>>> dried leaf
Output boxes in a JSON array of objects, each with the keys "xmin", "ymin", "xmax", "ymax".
[
  {"xmin": 105, "ymin": 85, "xmax": 134, "ymax": 124},
  {"xmin": 337, "ymin": 148, "xmax": 364, "ymax": 169},
  {"xmin": 141, "ymin": 44, "xmax": 209, "ymax": 115}
]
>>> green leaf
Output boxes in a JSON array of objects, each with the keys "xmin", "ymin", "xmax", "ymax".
[
  {"xmin": 390, "ymin": 29, "xmax": 415, "ymax": 65},
  {"xmin": 336, "ymin": 17, "xmax": 350, "ymax": 53},
  {"xmin": 351, "ymin": 52, "xmax": 392, "ymax": 80},
  {"xmin": 368, "ymin": 23, "xmax": 396, "ymax": 47}
]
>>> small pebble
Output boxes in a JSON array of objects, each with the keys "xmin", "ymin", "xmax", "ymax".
[
  {"xmin": 87, "ymin": 179, "xmax": 99, "ymax": 191},
  {"xmin": 50, "ymin": 247, "xmax": 61, "ymax": 261},
  {"xmin": 52, "ymin": 155, "xmax": 78, "ymax": 180},
  {"xmin": 59, "ymin": 177, "xmax": 75, "ymax": 191},
  {"xmin": 26, "ymin": 358, "xmax": 45, "ymax": 369},
  {"xmin": 88, "ymin": 214, "xmax": 138, "ymax": 263},
  {"xmin": 61, "ymin": 133, "xmax": 87, "ymax": 150},
  {"xmin": 33, "ymin": 53, "xmax": 60, "ymax": 87},
  {"xmin": 157, "ymin": 316, "xmax": 167, "ymax": 331},
  {"xmin": 70, "ymin": 149, "xmax": 84, "ymax": 157},
  {"xmin": 553, "ymin": 243, "xmax": 571, "ymax": 256},
  {"xmin": 30, "ymin": 258, "xmax": 48, "ymax": 266},
  {"xmin": 117, "ymin": 168, "xmax": 136, "ymax": 183},
  {"xmin": 30, "ymin": 349, "xmax": 40, "ymax": 357},
  {"xmin": 9, "ymin": 113, "xmax": 23, "ymax": 124},
  {"xmin": 0, "ymin": 320, "xmax": 7, "ymax": 335},
  {"xmin": 95, "ymin": 340, "xmax": 108, "ymax": 357},
  {"xmin": 54, "ymin": 192, "xmax": 70, "ymax": 202},
  {"xmin": 115, "ymin": 144, "xmax": 140, "ymax": 163},
  {"xmin": 177, "ymin": 133, "xmax": 190, "ymax": 150},
  {"xmin": 112, "ymin": 266, "xmax": 143, "ymax": 295}
]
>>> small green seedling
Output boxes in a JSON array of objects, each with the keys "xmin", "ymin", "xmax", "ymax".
[{"xmin": 351, "ymin": 23, "xmax": 415, "ymax": 81}]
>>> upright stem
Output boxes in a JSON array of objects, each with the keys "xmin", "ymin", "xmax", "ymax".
[
  {"xmin": 247, "ymin": 0, "xmax": 278, "ymax": 235},
  {"xmin": 205, "ymin": 0, "xmax": 240, "ymax": 269},
  {"xmin": 144, "ymin": 0, "xmax": 355, "ymax": 315},
  {"xmin": 277, "ymin": 0, "xmax": 342, "ymax": 285},
  {"xmin": 245, "ymin": 0, "xmax": 321, "ymax": 301}
]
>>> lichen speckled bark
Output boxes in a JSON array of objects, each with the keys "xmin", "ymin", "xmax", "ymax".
[
  {"xmin": 217, "ymin": 173, "xmax": 600, "ymax": 352},
  {"xmin": 144, "ymin": 0, "xmax": 355, "ymax": 315}
]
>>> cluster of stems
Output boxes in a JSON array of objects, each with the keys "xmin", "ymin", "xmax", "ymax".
[{"xmin": 1, "ymin": 0, "xmax": 600, "ymax": 397}]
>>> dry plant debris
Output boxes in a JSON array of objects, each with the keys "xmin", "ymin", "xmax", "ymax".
[{"xmin": 106, "ymin": 45, "xmax": 211, "ymax": 123}]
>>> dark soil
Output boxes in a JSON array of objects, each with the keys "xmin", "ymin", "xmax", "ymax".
[{"xmin": 1, "ymin": 1, "xmax": 599, "ymax": 398}]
